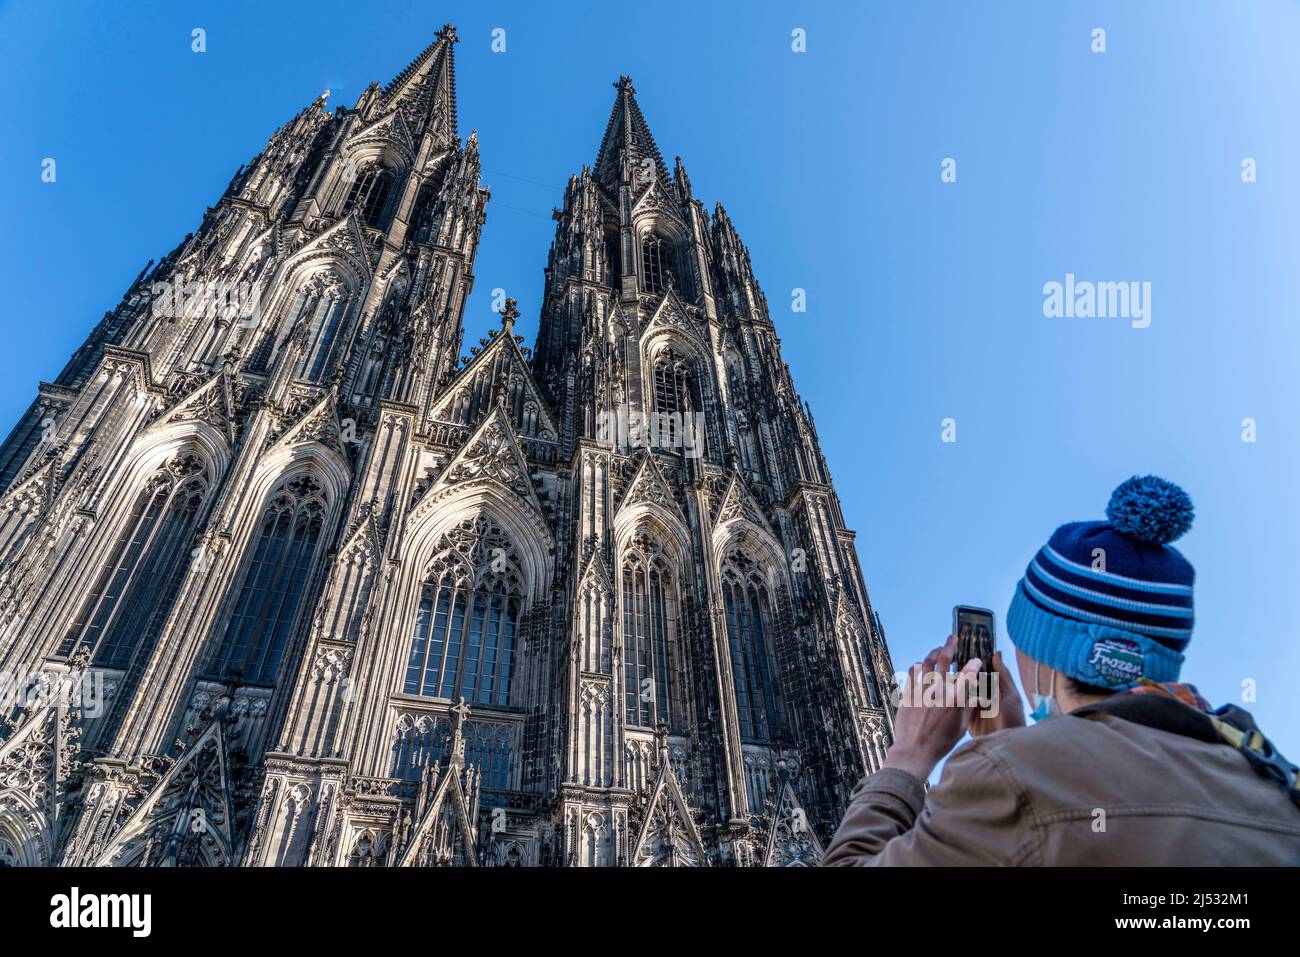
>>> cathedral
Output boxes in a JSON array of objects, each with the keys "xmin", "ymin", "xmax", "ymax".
[{"xmin": 0, "ymin": 25, "xmax": 895, "ymax": 867}]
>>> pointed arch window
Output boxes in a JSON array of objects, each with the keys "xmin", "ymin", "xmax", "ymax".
[
  {"xmin": 403, "ymin": 515, "xmax": 524, "ymax": 708},
  {"xmin": 603, "ymin": 228, "xmax": 622, "ymax": 286},
  {"xmin": 211, "ymin": 473, "xmax": 326, "ymax": 684},
  {"xmin": 652, "ymin": 351, "xmax": 696, "ymax": 452},
  {"xmin": 413, "ymin": 178, "xmax": 442, "ymax": 245},
  {"xmin": 831, "ymin": 618, "xmax": 880, "ymax": 710},
  {"xmin": 345, "ymin": 161, "xmax": 395, "ymax": 228},
  {"xmin": 246, "ymin": 273, "xmax": 348, "ymax": 380},
  {"xmin": 721, "ymin": 555, "xmax": 781, "ymax": 743},
  {"xmin": 641, "ymin": 235, "xmax": 676, "ymax": 296},
  {"xmin": 58, "ymin": 453, "xmax": 210, "ymax": 669},
  {"xmin": 245, "ymin": 286, "xmax": 303, "ymax": 374},
  {"xmin": 303, "ymin": 277, "xmax": 349, "ymax": 381},
  {"xmin": 621, "ymin": 534, "xmax": 684, "ymax": 730}
]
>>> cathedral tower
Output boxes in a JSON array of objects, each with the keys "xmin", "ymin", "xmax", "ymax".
[
  {"xmin": 0, "ymin": 28, "xmax": 893, "ymax": 869},
  {"xmin": 531, "ymin": 75, "xmax": 896, "ymax": 866}
]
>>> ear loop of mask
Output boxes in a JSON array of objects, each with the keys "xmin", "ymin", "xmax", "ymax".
[{"xmin": 1029, "ymin": 663, "xmax": 1060, "ymax": 722}]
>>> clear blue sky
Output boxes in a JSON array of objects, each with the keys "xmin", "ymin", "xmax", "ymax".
[{"xmin": 1, "ymin": 1, "xmax": 1296, "ymax": 751}]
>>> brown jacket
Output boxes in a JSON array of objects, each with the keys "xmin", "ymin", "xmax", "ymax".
[{"xmin": 823, "ymin": 697, "xmax": 1300, "ymax": 866}]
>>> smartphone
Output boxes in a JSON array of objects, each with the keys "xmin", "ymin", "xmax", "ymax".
[{"xmin": 952, "ymin": 605, "xmax": 996, "ymax": 675}]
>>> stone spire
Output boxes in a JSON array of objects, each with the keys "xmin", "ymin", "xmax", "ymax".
[
  {"xmin": 594, "ymin": 75, "xmax": 670, "ymax": 189},
  {"xmin": 379, "ymin": 22, "xmax": 460, "ymax": 142}
]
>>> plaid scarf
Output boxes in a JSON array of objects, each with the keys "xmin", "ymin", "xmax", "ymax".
[{"xmin": 1127, "ymin": 678, "xmax": 1212, "ymax": 712}]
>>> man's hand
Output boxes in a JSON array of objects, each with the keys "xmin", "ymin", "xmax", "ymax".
[
  {"xmin": 967, "ymin": 650, "xmax": 1027, "ymax": 738},
  {"xmin": 882, "ymin": 635, "xmax": 982, "ymax": 782}
]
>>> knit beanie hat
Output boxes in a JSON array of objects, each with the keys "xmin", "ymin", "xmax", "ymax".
[{"xmin": 1006, "ymin": 476, "xmax": 1195, "ymax": 688}]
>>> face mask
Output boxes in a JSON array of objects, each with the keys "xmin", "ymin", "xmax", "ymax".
[{"xmin": 1029, "ymin": 664, "xmax": 1060, "ymax": 723}]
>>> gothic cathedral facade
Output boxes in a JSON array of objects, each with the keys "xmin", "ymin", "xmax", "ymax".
[{"xmin": 0, "ymin": 26, "xmax": 895, "ymax": 868}]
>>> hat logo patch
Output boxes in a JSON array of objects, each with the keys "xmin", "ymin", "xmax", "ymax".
[{"xmin": 1088, "ymin": 637, "xmax": 1144, "ymax": 684}]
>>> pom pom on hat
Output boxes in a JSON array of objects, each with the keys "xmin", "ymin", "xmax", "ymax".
[{"xmin": 1105, "ymin": 475, "xmax": 1194, "ymax": 546}]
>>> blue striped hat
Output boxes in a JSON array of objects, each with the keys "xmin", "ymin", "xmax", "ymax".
[{"xmin": 1007, "ymin": 476, "xmax": 1195, "ymax": 688}]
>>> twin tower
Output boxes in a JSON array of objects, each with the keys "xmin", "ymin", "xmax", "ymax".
[{"xmin": 0, "ymin": 25, "xmax": 894, "ymax": 867}]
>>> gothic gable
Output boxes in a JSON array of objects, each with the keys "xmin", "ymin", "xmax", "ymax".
[
  {"xmin": 397, "ymin": 700, "xmax": 480, "ymax": 867},
  {"xmin": 264, "ymin": 391, "xmax": 351, "ymax": 470},
  {"xmin": 417, "ymin": 148, "xmax": 455, "ymax": 179},
  {"xmin": 630, "ymin": 745, "xmax": 708, "ymax": 867},
  {"xmin": 283, "ymin": 213, "xmax": 375, "ymax": 282},
  {"xmin": 631, "ymin": 179, "xmax": 688, "ymax": 231},
  {"xmin": 763, "ymin": 775, "xmax": 825, "ymax": 867},
  {"xmin": 615, "ymin": 451, "xmax": 685, "ymax": 525},
  {"xmin": 430, "ymin": 320, "xmax": 558, "ymax": 442},
  {"xmin": 0, "ymin": 454, "xmax": 60, "ymax": 516},
  {"xmin": 414, "ymin": 404, "xmax": 546, "ymax": 523},
  {"xmin": 148, "ymin": 370, "xmax": 236, "ymax": 445},
  {"xmin": 93, "ymin": 719, "xmax": 237, "ymax": 867},
  {"xmin": 396, "ymin": 765, "xmax": 480, "ymax": 867},
  {"xmin": 0, "ymin": 686, "xmax": 82, "ymax": 867},
  {"xmin": 336, "ymin": 502, "xmax": 384, "ymax": 567},
  {"xmin": 713, "ymin": 470, "xmax": 777, "ymax": 543},
  {"xmin": 345, "ymin": 109, "xmax": 417, "ymax": 167},
  {"xmin": 244, "ymin": 224, "xmax": 277, "ymax": 263},
  {"xmin": 642, "ymin": 286, "xmax": 706, "ymax": 353},
  {"xmin": 833, "ymin": 590, "xmax": 869, "ymax": 638},
  {"xmin": 577, "ymin": 549, "xmax": 614, "ymax": 598}
]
